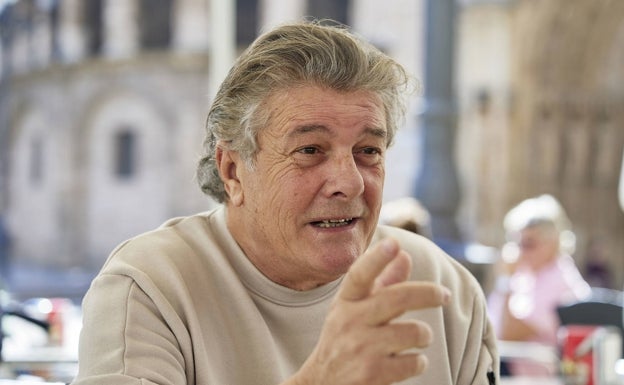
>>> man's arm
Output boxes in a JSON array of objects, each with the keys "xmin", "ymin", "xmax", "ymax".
[
  {"xmin": 72, "ymin": 274, "xmax": 188, "ymax": 385},
  {"xmin": 458, "ymin": 291, "xmax": 500, "ymax": 384}
]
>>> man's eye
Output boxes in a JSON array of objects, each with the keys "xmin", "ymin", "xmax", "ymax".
[
  {"xmin": 360, "ymin": 147, "xmax": 381, "ymax": 155},
  {"xmin": 297, "ymin": 146, "xmax": 319, "ymax": 155},
  {"xmin": 355, "ymin": 147, "xmax": 384, "ymax": 166}
]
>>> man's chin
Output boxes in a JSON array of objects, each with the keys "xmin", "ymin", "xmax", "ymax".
[{"xmin": 315, "ymin": 249, "xmax": 360, "ymax": 275}]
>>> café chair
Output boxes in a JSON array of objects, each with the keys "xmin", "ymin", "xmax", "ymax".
[{"xmin": 556, "ymin": 287, "xmax": 624, "ymax": 357}]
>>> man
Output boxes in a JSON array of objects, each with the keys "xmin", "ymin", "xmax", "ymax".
[{"xmin": 73, "ymin": 21, "xmax": 498, "ymax": 385}]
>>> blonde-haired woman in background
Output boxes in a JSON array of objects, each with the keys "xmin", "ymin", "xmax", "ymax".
[{"xmin": 487, "ymin": 194, "xmax": 591, "ymax": 377}]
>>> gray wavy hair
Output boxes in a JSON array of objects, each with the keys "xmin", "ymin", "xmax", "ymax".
[{"xmin": 197, "ymin": 20, "xmax": 412, "ymax": 203}]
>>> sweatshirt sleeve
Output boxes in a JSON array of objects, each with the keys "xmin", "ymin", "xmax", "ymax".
[
  {"xmin": 72, "ymin": 274, "xmax": 188, "ymax": 385},
  {"xmin": 457, "ymin": 290, "xmax": 500, "ymax": 385}
]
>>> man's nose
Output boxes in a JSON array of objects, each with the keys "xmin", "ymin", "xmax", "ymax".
[{"xmin": 322, "ymin": 153, "xmax": 365, "ymax": 199}]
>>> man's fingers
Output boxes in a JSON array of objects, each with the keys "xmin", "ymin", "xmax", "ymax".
[
  {"xmin": 365, "ymin": 282, "xmax": 451, "ymax": 326},
  {"xmin": 354, "ymin": 351, "xmax": 429, "ymax": 385},
  {"xmin": 372, "ymin": 353, "xmax": 429, "ymax": 384},
  {"xmin": 376, "ymin": 320, "xmax": 433, "ymax": 353},
  {"xmin": 339, "ymin": 238, "xmax": 401, "ymax": 301},
  {"xmin": 388, "ymin": 352, "xmax": 429, "ymax": 379},
  {"xmin": 373, "ymin": 250, "xmax": 412, "ymax": 292}
]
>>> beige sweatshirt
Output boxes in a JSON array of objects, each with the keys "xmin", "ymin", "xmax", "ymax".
[{"xmin": 72, "ymin": 206, "xmax": 499, "ymax": 385}]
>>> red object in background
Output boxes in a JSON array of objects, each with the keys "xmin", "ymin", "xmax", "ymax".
[
  {"xmin": 559, "ymin": 325, "xmax": 598, "ymax": 385},
  {"xmin": 46, "ymin": 298, "xmax": 71, "ymax": 347}
]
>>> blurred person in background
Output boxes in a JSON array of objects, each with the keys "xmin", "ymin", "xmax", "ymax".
[
  {"xmin": 487, "ymin": 194, "xmax": 591, "ymax": 377},
  {"xmin": 73, "ymin": 21, "xmax": 498, "ymax": 385},
  {"xmin": 380, "ymin": 196, "xmax": 433, "ymax": 238}
]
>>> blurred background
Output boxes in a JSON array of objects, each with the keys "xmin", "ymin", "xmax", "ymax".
[{"xmin": 0, "ymin": 0, "xmax": 622, "ymax": 382}]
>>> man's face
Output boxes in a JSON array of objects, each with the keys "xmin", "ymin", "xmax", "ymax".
[{"xmin": 224, "ymin": 85, "xmax": 388, "ymax": 290}]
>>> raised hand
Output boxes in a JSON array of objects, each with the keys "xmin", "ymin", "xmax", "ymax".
[{"xmin": 290, "ymin": 238, "xmax": 451, "ymax": 385}]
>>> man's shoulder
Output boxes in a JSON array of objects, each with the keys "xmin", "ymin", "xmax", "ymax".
[
  {"xmin": 130, "ymin": 206, "xmax": 223, "ymax": 245},
  {"xmin": 101, "ymin": 207, "xmax": 226, "ymax": 274},
  {"xmin": 374, "ymin": 224, "xmax": 448, "ymax": 269},
  {"xmin": 374, "ymin": 225, "xmax": 483, "ymax": 294}
]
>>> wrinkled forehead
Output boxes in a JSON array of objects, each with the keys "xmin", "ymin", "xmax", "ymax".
[{"xmin": 260, "ymin": 85, "xmax": 387, "ymax": 137}]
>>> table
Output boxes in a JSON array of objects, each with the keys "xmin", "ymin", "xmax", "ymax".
[
  {"xmin": 497, "ymin": 340, "xmax": 558, "ymax": 365},
  {"xmin": 0, "ymin": 381, "xmax": 64, "ymax": 385},
  {"xmin": 500, "ymin": 377, "xmax": 563, "ymax": 385}
]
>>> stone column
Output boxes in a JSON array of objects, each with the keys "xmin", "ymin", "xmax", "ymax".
[
  {"xmin": 415, "ymin": 0, "xmax": 462, "ymax": 250},
  {"xmin": 172, "ymin": 0, "xmax": 210, "ymax": 52},
  {"xmin": 260, "ymin": 0, "xmax": 306, "ymax": 28},
  {"xmin": 30, "ymin": 4, "xmax": 53, "ymax": 68},
  {"xmin": 103, "ymin": 0, "xmax": 139, "ymax": 58},
  {"xmin": 57, "ymin": 0, "xmax": 86, "ymax": 63},
  {"xmin": 208, "ymin": 0, "xmax": 235, "ymax": 97}
]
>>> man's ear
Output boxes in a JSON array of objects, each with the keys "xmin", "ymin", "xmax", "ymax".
[{"xmin": 216, "ymin": 144, "xmax": 244, "ymax": 206}]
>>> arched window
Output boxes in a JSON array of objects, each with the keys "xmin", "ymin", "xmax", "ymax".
[
  {"xmin": 307, "ymin": 0, "xmax": 350, "ymax": 25},
  {"xmin": 114, "ymin": 129, "xmax": 136, "ymax": 178},
  {"xmin": 139, "ymin": 0, "xmax": 172, "ymax": 50},
  {"xmin": 49, "ymin": 0, "xmax": 61, "ymax": 61},
  {"xmin": 237, "ymin": 0, "xmax": 258, "ymax": 47},
  {"xmin": 84, "ymin": 0, "xmax": 104, "ymax": 56}
]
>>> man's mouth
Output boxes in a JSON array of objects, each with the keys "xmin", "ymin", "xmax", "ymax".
[{"xmin": 312, "ymin": 218, "xmax": 354, "ymax": 228}]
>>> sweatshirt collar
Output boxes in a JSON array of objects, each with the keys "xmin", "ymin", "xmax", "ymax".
[{"xmin": 210, "ymin": 205, "xmax": 342, "ymax": 307}]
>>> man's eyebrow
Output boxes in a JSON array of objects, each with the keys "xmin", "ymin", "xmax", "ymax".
[
  {"xmin": 288, "ymin": 124, "xmax": 330, "ymax": 137},
  {"xmin": 365, "ymin": 127, "xmax": 388, "ymax": 139},
  {"xmin": 287, "ymin": 124, "xmax": 387, "ymax": 139}
]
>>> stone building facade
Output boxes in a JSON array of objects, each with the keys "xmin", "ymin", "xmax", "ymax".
[
  {"xmin": 0, "ymin": 0, "xmax": 217, "ymax": 271},
  {"xmin": 0, "ymin": 0, "xmax": 622, "ymax": 290},
  {"xmin": 0, "ymin": 0, "xmax": 425, "ymax": 275}
]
